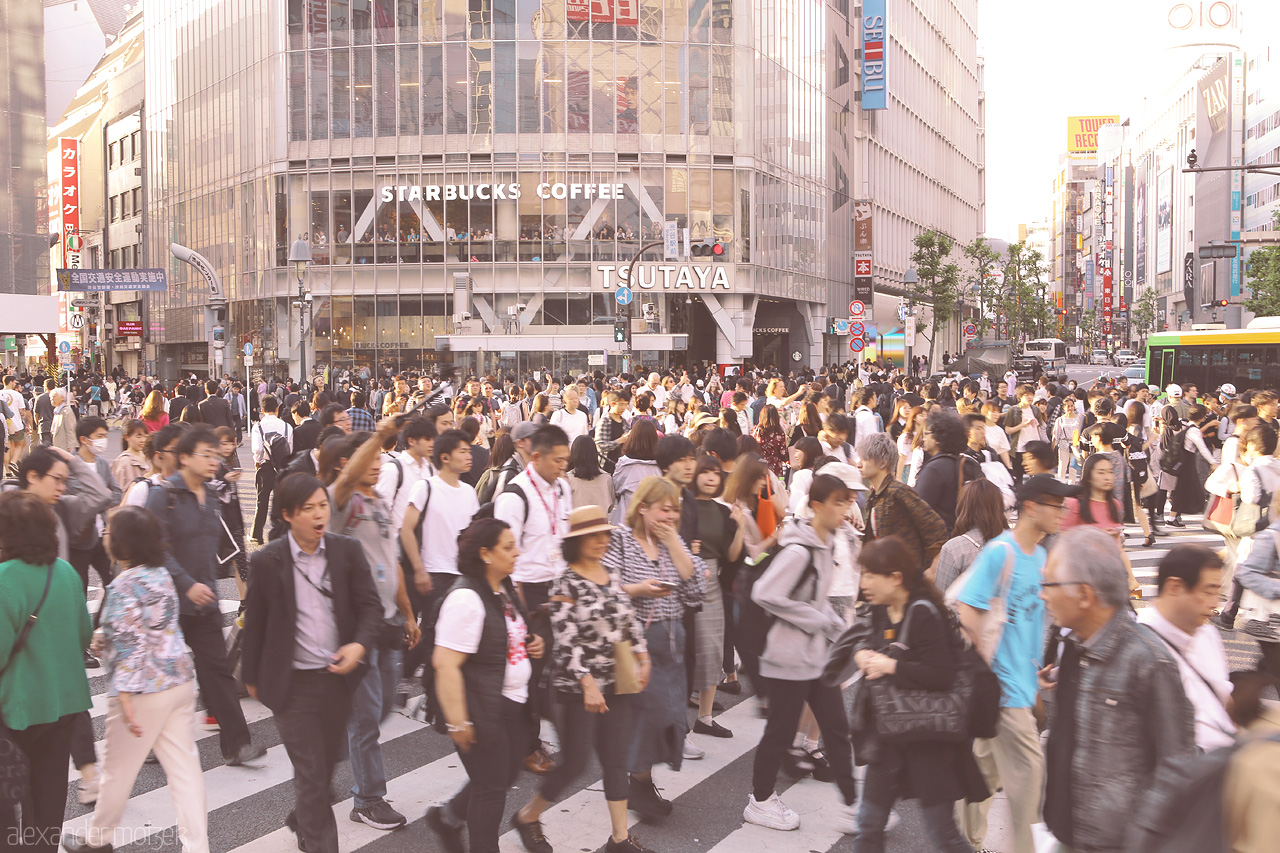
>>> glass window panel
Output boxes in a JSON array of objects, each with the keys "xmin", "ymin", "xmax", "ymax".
[
  {"xmin": 332, "ymin": 0, "xmax": 350, "ymax": 47},
  {"xmin": 593, "ymin": 43, "xmax": 614, "ymax": 133},
  {"xmin": 308, "ymin": 0, "xmax": 329, "ymax": 47},
  {"xmin": 289, "ymin": 52, "xmax": 307, "ymax": 141},
  {"xmin": 711, "ymin": 44, "xmax": 732, "ymax": 136},
  {"xmin": 664, "ymin": 43, "xmax": 683, "ymax": 136},
  {"xmin": 421, "ymin": 0, "xmax": 442, "ymax": 40},
  {"xmin": 400, "ymin": 295, "xmax": 424, "ymax": 363},
  {"xmin": 444, "ymin": 0, "xmax": 467, "ymax": 40},
  {"xmin": 665, "ymin": 0, "xmax": 685, "ymax": 42},
  {"xmin": 444, "ymin": 171, "xmax": 469, "ymax": 238},
  {"xmin": 332, "ymin": 49, "xmax": 351, "ymax": 138},
  {"xmin": 639, "ymin": 44, "xmax": 662, "ymax": 134},
  {"xmin": 331, "ymin": 297, "xmax": 354, "ymax": 362},
  {"xmin": 399, "ymin": 0, "xmax": 420, "ymax": 39},
  {"xmin": 494, "ymin": 41, "xmax": 516, "ymax": 134},
  {"xmin": 494, "ymin": 0, "xmax": 516, "ymax": 39},
  {"xmin": 616, "ymin": 44, "xmax": 638, "ymax": 134},
  {"xmin": 688, "ymin": 45, "xmax": 708, "ymax": 134},
  {"xmin": 333, "ymin": 177, "xmax": 353, "ymax": 264},
  {"xmin": 517, "ymin": 41, "xmax": 540, "ymax": 133},
  {"xmin": 541, "ymin": 44, "xmax": 565, "ymax": 134},
  {"xmin": 355, "ymin": 297, "xmax": 377, "ymax": 348},
  {"xmin": 688, "ymin": 0, "xmax": 709, "ymax": 42},
  {"xmin": 353, "ymin": 47, "xmax": 373, "ymax": 136},
  {"xmin": 469, "ymin": 0, "xmax": 491, "ymax": 38},
  {"xmin": 567, "ymin": 42, "xmax": 590, "ymax": 133},
  {"xmin": 311, "ymin": 190, "xmax": 331, "ymax": 264},
  {"xmin": 471, "ymin": 43, "xmax": 493, "ymax": 137},
  {"xmin": 446, "ymin": 43, "xmax": 468, "ymax": 134},
  {"xmin": 399, "ymin": 44, "xmax": 420, "ymax": 134},
  {"xmin": 352, "ymin": 0, "xmax": 372, "ymax": 43},
  {"xmin": 288, "ymin": 0, "xmax": 305, "ymax": 50},
  {"xmin": 423, "ymin": 45, "xmax": 444, "ymax": 134},
  {"xmin": 310, "ymin": 51, "xmax": 329, "ymax": 139},
  {"xmin": 376, "ymin": 45, "xmax": 397, "ymax": 134},
  {"xmin": 375, "ymin": 0, "xmax": 396, "ymax": 42},
  {"xmin": 711, "ymin": 0, "xmax": 731, "ymax": 41}
]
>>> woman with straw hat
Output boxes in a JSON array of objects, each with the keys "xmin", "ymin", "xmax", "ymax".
[{"xmin": 511, "ymin": 505, "xmax": 655, "ymax": 853}]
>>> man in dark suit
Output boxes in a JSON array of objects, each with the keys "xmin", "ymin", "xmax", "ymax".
[
  {"xmin": 198, "ymin": 379, "xmax": 235, "ymax": 429},
  {"xmin": 290, "ymin": 401, "xmax": 321, "ymax": 453},
  {"xmin": 242, "ymin": 473, "xmax": 383, "ymax": 853},
  {"xmin": 168, "ymin": 386, "xmax": 191, "ymax": 423}
]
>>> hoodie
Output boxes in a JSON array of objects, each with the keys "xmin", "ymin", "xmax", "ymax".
[
  {"xmin": 752, "ymin": 519, "xmax": 846, "ymax": 681},
  {"xmin": 610, "ymin": 455, "xmax": 663, "ymax": 524}
]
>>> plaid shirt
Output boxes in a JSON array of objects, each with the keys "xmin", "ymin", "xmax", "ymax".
[
  {"xmin": 347, "ymin": 406, "xmax": 376, "ymax": 433},
  {"xmin": 864, "ymin": 477, "xmax": 948, "ymax": 572}
]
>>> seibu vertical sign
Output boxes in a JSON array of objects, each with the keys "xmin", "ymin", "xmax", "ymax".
[
  {"xmin": 861, "ymin": 0, "xmax": 888, "ymax": 110},
  {"xmin": 59, "ymin": 138, "xmax": 81, "ymax": 269}
]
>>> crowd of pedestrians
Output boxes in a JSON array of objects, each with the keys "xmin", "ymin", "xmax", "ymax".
[{"xmin": 0, "ymin": 360, "xmax": 1278, "ymax": 853}]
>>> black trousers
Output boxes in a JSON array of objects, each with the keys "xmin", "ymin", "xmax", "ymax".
[
  {"xmin": 447, "ymin": 697, "xmax": 529, "ymax": 853},
  {"xmin": 0, "ymin": 712, "xmax": 77, "ymax": 851},
  {"xmin": 518, "ymin": 580, "xmax": 553, "ymax": 729},
  {"xmin": 541, "ymin": 692, "xmax": 635, "ymax": 802},
  {"xmin": 252, "ymin": 463, "xmax": 276, "ymax": 542},
  {"xmin": 752, "ymin": 676, "xmax": 857, "ymax": 806},
  {"xmin": 180, "ymin": 609, "xmax": 251, "ymax": 757},
  {"xmin": 69, "ymin": 541, "xmax": 114, "ymax": 628},
  {"xmin": 278, "ymin": 670, "xmax": 351, "ymax": 853}
]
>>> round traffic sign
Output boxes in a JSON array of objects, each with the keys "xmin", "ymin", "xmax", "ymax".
[
  {"xmin": 244, "ymin": 342, "xmax": 253, "ymax": 356},
  {"xmin": 850, "ymin": 322, "xmax": 865, "ymax": 338},
  {"xmin": 615, "ymin": 286, "xmax": 634, "ymax": 306},
  {"xmin": 59, "ymin": 341, "xmax": 71, "ymax": 354},
  {"xmin": 963, "ymin": 323, "xmax": 977, "ymax": 337},
  {"xmin": 849, "ymin": 300, "xmax": 865, "ymax": 316},
  {"xmin": 68, "ymin": 313, "xmax": 86, "ymax": 330},
  {"xmin": 849, "ymin": 338, "xmax": 865, "ymax": 353}
]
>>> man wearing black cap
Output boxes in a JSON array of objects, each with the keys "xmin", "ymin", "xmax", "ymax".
[{"xmin": 953, "ymin": 474, "xmax": 1077, "ymax": 853}]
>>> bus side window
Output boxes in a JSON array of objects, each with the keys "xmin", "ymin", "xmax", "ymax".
[{"xmin": 1264, "ymin": 346, "xmax": 1280, "ymax": 391}]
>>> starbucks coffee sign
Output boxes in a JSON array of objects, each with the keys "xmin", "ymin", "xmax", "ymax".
[{"xmin": 596, "ymin": 263, "xmax": 733, "ymax": 291}]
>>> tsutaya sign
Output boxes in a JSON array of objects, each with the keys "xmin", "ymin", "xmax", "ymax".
[
  {"xmin": 596, "ymin": 263, "xmax": 732, "ymax": 290},
  {"xmin": 382, "ymin": 181, "xmax": 629, "ymax": 202}
]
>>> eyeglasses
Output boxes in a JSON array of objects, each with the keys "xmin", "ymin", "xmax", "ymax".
[
  {"xmin": 1041, "ymin": 580, "xmax": 1093, "ymax": 590},
  {"xmin": 1028, "ymin": 500, "xmax": 1067, "ymax": 512}
]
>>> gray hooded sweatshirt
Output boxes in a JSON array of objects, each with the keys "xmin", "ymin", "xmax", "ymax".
[
  {"xmin": 752, "ymin": 518, "xmax": 846, "ymax": 681},
  {"xmin": 610, "ymin": 455, "xmax": 662, "ymax": 524}
]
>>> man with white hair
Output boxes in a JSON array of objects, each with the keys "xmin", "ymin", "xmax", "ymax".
[
  {"xmin": 50, "ymin": 389, "xmax": 79, "ymax": 454},
  {"xmin": 1039, "ymin": 527, "xmax": 1195, "ymax": 853},
  {"xmin": 646, "ymin": 372, "xmax": 668, "ymax": 409}
]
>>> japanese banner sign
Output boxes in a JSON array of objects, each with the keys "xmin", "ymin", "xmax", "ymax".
[{"xmin": 59, "ymin": 138, "xmax": 81, "ymax": 269}]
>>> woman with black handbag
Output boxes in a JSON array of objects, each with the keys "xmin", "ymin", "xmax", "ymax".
[
  {"xmin": 850, "ymin": 535, "xmax": 987, "ymax": 853},
  {"xmin": 0, "ymin": 491, "xmax": 94, "ymax": 851}
]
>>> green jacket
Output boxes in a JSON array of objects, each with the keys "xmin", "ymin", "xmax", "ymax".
[{"xmin": 0, "ymin": 558, "xmax": 92, "ymax": 730}]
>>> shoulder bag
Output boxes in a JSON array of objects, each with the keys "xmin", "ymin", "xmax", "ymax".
[{"xmin": 0, "ymin": 564, "xmax": 55, "ymax": 809}]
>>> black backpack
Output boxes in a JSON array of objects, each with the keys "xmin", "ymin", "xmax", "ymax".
[
  {"xmin": 257, "ymin": 421, "xmax": 292, "ymax": 470},
  {"xmin": 735, "ymin": 543, "xmax": 816, "ymax": 659},
  {"xmin": 472, "ymin": 480, "xmax": 530, "ymax": 525}
]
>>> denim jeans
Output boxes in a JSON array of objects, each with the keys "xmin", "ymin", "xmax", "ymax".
[
  {"xmin": 852, "ymin": 754, "xmax": 973, "ymax": 853},
  {"xmin": 347, "ymin": 644, "xmax": 403, "ymax": 807}
]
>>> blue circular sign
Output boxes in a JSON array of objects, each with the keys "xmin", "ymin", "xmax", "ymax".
[
  {"xmin": 615, "ymin": 286, "xmax": 634, "ymax": 306},
  {"xmin": 59, "ymin": 341, "xmax": 71, "ymax": 354},
  {"xmin": 244, "ymin": 342, "xmax": 253, "ymax": 356}
]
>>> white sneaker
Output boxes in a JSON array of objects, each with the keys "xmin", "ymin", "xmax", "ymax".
[
  {"xmin": 885, "ymin": 807, "xmax": 901, "ymax": 832},
  {"xmin": 831, "ymin": 801, "xmax": 859, "ymax": 835},
  {"xmin": 743, "ymin": 792, "xmax": 801, "ymax": 831},
  {"xmin": 683, "ymin": 736, "xmax": 705, "ymax": 760}
]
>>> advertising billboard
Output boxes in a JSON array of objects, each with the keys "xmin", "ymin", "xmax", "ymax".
[
  {"xmin": 853, "ymin": 200, "xmax": 874, "ymax": 303},
  {"xmin": 1156, "ymin": 167, "xmax": 1173, "ymax": 275},
  {"xmin": 1066, "ymin": 116, "xmax": 1120, "ymax": 154},
  {"xmin": 861, "ymin": 0, "xmax": 887, "ymax": 110},
  {"xmin": 1135, "ymin": 163, "xmax": 1147, "ymax": 286},
  {"xmin": 58, "ymin": 138, "xmax": 81, "ymax": 270},
  {"xmin": 567, "ymin": 0, "xmax": 638, "ymax": 26},
  {"xmin": 1194, "ymin": 56, "xmax": 1231, "ymax": 314}
]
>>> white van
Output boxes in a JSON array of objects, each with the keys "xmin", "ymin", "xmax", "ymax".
[{"xmin": 1023, "ymin": 338, "xmax": 1068, "ymax": 381}]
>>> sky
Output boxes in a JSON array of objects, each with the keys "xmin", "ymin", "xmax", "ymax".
[{"xmin": 980, "ymin": 0, "xmax": 1280, "ymax": 242}]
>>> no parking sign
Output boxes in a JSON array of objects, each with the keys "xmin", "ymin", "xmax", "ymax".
[{"xmin": 849, "ymin": 338, "xmax": 865, "ymax": 354}]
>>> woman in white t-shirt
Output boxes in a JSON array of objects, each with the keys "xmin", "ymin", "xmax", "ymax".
[{"xmin": 429, "ymin": 518, "xmax": 546, "ymax": 853}]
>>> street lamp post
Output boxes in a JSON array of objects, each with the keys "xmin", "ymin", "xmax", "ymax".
[
  {"xmin": 623, "ymin": 240, "xmax": 665, "ymax": 373},
  {"xmin": 288, "ymin": 236, "xmax": 313, "ymax": 383},
  {"xmin": 903, "ymin": 268, "xmax": 918, "ymax": 374}
]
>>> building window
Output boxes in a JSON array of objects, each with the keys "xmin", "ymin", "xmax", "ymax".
[{"xmin": 132, "ymin": 187, "xmax": 141, "ymax": 215}]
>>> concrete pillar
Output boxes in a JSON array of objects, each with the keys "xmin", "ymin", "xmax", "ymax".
[{"xmin": 703, "ymin": 293, "xmax": 757, "ymax": 365}]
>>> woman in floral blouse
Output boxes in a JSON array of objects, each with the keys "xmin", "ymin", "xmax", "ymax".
[
  {"xmin": 753, "ymin": 404, "xmax": 788, "ymax": 477},
  {"xmin": 604, "ymin": 476, "xmax": 703, "ymax": 821},
  {"xmin": 512, "ymin": 506, "xmax": 653, "ymax": 853},
  {"xmin": 66, "ymin": 507, "xmax": 206, "ymax": 853}
]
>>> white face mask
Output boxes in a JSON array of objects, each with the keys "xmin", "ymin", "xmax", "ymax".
[{"xmin": 90, "ymin": 437, "xmax": 109, "ymax": 454}]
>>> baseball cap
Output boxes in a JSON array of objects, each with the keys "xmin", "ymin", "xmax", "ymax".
[
  {"xmin": 1165, "ymin": 383, "xmax": 1183, "ymax": 398},
  {"xmin": 1015, "ymin": 474, "xmax": 1079, "ymax": 504},
  {"xmin": 814, "ymin": 461, "xmax": 869, "ymax": 491},
  {"xmin": 512, "ymin": 421, "xmax": 539, "ymax": 441}
]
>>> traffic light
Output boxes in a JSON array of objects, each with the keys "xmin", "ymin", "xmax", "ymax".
[
  {"xmin": 690, "ymin": 241, "xmax": 725, "ymax": 258},
  {"xmin": 1215, "ymin": 299, "xmax": 1229, "ymax": 307},
  {"xmin": 613, "ymin": 320, "xmax": 628, "ymax": 343}
]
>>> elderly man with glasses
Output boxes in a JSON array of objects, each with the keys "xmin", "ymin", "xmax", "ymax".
[{"xmin": 1038, "ymin": 527, "xmax": 1195, "ymax": 853}]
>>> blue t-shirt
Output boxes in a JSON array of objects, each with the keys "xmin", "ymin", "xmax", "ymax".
[{"xmin": 957, "ymin": 531, "xmax": 1047, "ymax": 709}]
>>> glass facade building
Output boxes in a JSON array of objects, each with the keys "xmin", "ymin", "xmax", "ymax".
[{"xmin": 143, "ymin": 0, "xmax": 849, "ymax": 380}]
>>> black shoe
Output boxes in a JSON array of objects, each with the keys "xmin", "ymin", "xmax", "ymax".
[
  {"xmin": 84, "ymin": 650, "xmax": 101, "ymax": 669},
  {"xmin": 426, "ymin": 806, "xmax": 465, "ymax": 853},
  {"xmin": 350, "ymin": 800, "xmax": 407, "ymax": 830},
  {"xmin": 511, "ymin": 814, "xmax": 553, "ymax": 853},
  {"xmin": 782, "ymin": 747, "xmax": 815, "ymax": 779},
  {"xmin": 224, "ymin": 742, "xmax": 267, "ymax": 766},
  {"xmin": 1167, "ymin": 516, "xmax": 1186, "ymax": 528},
  {"xmin": 628, "ymin": 776, "xmax": 673, "ymax": 820},
  {"xmin": 1210, "ymin": 612, "xmax": 1237, "ymax": 631},
  {"xmin": 62, "ymin": 835, "xmax": 113, "ymax": 853},
  {"xmin": 692, "ymin": 719, "xmax": 733, "ymax": 738},
  {"xmin": 284, "ymin": 812, "xmax": 307, "ymax": 852},
  {"xmin": 717, "ymin": 678, "xmax": 743, "ymax": 695},
  {"xmin": 807, "ymin": 748, "xmax": 834, "ymax": 783},
  {"xmin": 606, "ymin": 834, "xmax": 655, "ymax": 853},
  {"xmin": 1144, "ymin": 533, "xmax": 1157, "ymax": 547}
]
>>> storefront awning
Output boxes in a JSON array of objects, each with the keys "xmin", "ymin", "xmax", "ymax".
[{"xmin": 436, "ymin": 333, "xmax": 689, "ymax": 353}]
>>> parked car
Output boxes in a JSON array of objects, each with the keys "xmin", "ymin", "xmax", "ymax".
[
  {"xmin": 1113, "ymin": 349, "xmax": 1141, "ymax": 366},
  {"xmin": 1122, "ymin": 365, "xmax": 1146, "ymax": 382},
  {"xmin": 1090, "ymin": 349, "xmax": 1111, "ymax": 365}
]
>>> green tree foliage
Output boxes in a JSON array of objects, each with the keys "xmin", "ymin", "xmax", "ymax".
[
  {"xmin": 910, "ymin": 230, "xmax": 961, "ymax": 368},
  {"xmin": 1131, "ymin": 288, "xmax": 1160, "ymax": 341},
  {"xmin": 1244, "ymin": 210, "xmax": 1280, "ymax": 319},
  {"xmin": 962, "ymin": 237, "xmax": 1002, "ymax": 336}
]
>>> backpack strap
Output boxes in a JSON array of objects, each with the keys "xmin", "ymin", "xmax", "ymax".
[{"xmin": 413, "ymin": 479, "xmax": 432, "ymax": 546}]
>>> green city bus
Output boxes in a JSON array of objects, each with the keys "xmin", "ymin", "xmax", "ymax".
[{"xmin": 1145, "ymin": 320, "xmax": 1280, "ymax": 393}]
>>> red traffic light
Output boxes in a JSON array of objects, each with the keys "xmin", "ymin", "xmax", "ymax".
[
  {"xmin": 712, "ymin": 242, "xmax": 724, "ymax": 255},
  {"xmin": 1216, "ymin": 299, "xmax": 1229, "ymax": 307},
  {"xmin": 691, "ymin": 241, "xmax": 726, "ymax": 258}
]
